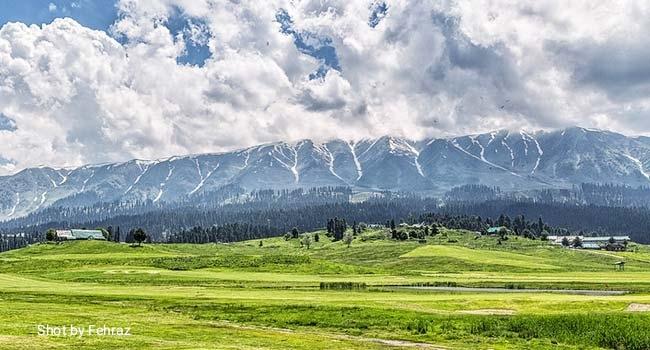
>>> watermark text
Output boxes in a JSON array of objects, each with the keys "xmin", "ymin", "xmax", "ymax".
[{"xmin": 37, "ymin": 324, "xmax": 131, "ymax": 338}]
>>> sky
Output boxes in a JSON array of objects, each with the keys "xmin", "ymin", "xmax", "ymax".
[{"xmin": 1, "ymin": 0, "xmax": 650, "ymax": 174}]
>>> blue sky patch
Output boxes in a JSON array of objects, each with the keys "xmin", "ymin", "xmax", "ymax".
[
  {"xmin": 276, "ymin": 9, "xmax": 341, "ymax": 79},
  {"xmin": 0, "ymin": 1, "xmax": 212, "ymax": 66},
  {"xmin": 0, "ymin": 0, "xmax": 118, "ymax": 31},
  {"xmin": 165, "ymin": 7, "xmax": 212, "ymax": 67},
  {"xmin": 0, "ymin": 155, "xmax": 14, "ymax": 166},
  {"xmin": 369, "ymin": 2, "xmax": 388, "ymax": 28},
  {"xmin": 0, "ymin": 113, "xmax": 17, "ymax": 132}
]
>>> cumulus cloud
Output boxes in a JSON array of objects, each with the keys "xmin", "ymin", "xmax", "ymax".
[{"xmin": 0, "ymin": 0, "xmax": 649, "ymax": 174}]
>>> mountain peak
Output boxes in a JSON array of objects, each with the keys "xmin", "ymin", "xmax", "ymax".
[{"xmin": 2, "ymin": 128, "xmax": 650, "ymax": 220}]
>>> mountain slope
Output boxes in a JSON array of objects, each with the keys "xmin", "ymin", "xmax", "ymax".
[{"xmin": 2, "ymin": 127, "xmax": 650, "ymax": 219}]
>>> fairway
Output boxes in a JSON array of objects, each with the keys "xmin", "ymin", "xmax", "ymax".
[
  {"xmin": 401, "ymin": 245, "xmax": 562, "ymax": 270},
  {"xmin": 1, "ymin": 230, "xmax": 650, "ymax": 349}
]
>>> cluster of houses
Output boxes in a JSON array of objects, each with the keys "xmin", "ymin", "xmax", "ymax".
[
  {"xmin": 482, "ymin": 226, "xmax": 631, "ymax": 251},
  {"xmin": 55, "ymin": 229, "xmax": 106, "ymax": 241},
  {"xmin": 547, "ymin": 235, "xmax": 631, "ymax": 250}
]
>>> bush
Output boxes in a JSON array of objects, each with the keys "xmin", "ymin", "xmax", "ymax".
[
  {"xmin": 407, "ymin": 318, "xmax": 430, "ymax": 334},
  {"xmin": 408, "ymin": 281, "xmax": 458, "ymax": 287},
  {"xmin": 319, "ymin": 282, "xmax": 367, "ymax": 290},
  {"xmin": 360, "ymin": 230, "xmax": 387, "ymax": 241}
]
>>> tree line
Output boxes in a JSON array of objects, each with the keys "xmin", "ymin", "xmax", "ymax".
[{"xmin": 4, "ymin": 189, "xmax": 650, "ymax": 253}]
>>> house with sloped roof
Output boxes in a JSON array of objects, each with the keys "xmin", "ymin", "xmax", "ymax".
[
  {"xmin": 56, "ymin": 230, "xmax": 74, "ymax": 240},
  {"xmin": 56, "ymin": 229, "xmax": 105, "ymax": 241},
  {"xmin": 486, "ymin": 226, "xmax": 508, "ymax": 235}
]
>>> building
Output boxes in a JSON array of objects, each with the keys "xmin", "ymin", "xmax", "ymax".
[
  {"xmin": 582, "ymin": 236, "xmax": 630, "ymax": 245},
  {"xmin": 56, "ymin": 229, "xmax": 105, "ymax": 241},
  {"xmin": 547, "ymin": 235, "xmax": 630, "ymax": 250},
  {"xmin": 56, "ymin": 230, "xmax": 74, "ymax": 240},
  {"xmin": 581, "ymin": 242, "xmax": 601, "ymax": 249},
  {"xmin": 486, "ymin": 227, "xmax": 508, "ymax": 235}
]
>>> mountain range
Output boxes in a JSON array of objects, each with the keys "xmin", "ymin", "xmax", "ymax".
[{"xmin": 2, "ymin": 126, "xmax": 650, "ymax": 220}]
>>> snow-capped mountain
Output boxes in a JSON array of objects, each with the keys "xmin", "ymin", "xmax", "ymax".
[{"xmin": 2, "ymin": 127, "xmax": 650, "ymax": 219}]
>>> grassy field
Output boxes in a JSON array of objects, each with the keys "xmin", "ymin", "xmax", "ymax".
[{"xmin": 1, "ymin": 228, "xmax": 650, "ymax": 349}]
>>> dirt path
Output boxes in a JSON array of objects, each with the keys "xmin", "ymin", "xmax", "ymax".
[
  {"xmin": 210, "ymin": 321, "xmax": 447, "ymax": 349},
  {"xmin": 627, "ymin": 303, "xmax": 650, "ymax": 312}
]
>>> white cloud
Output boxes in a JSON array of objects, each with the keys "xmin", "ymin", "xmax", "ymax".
[
  {"xmin": 48, "ymin": 3, "xmax": 57, "ymax": 12},
  {"xmin": 0, "ymin": 0, "xmax": 650, "ymax": 174}
]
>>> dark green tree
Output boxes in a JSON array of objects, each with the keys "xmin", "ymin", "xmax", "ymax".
[
  {"xmin": 46, "ymin": 229, "xmax": 56, "ymax": 242},
  {"xmin": 572, "ymin": 236, "xmax": 583, "ymax": 248},
  {"xmin": 133, "ymin": 228, "xmax": 147, "ymax": 246},
  {"xmin": 561, "ymin": 237, "xmax": 570, "ymax": 247}
]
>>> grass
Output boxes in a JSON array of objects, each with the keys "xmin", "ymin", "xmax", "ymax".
[
  {"xmin": 0, "ymin": 228, "xmax": 650, "ymax": 349},
  {"xmin": 400, "ymin": 245, "xmax": 563, "ymax": 270}
]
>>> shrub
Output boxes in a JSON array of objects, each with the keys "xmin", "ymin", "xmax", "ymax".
[{"xmin": 319, "ymin": 282, "xmax": 367, "ymax": 290}]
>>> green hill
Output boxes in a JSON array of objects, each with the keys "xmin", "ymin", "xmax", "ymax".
[{"xmin": 2, "ymin": 228, "xmax": 650, "ymax": 349}]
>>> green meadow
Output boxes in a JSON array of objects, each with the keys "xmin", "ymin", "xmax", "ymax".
[{"xmin": 1, "ymin": 228, "xmax": 650, "ymax": 349}]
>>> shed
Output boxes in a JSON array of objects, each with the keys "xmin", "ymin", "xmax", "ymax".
[
  {"xmin": 486, "ymin": 227, "xmax": 506, "ymax": 235},
  {"xmin": 581, "ymin": 242, "xmax": 600, "ymax": 249},
  {"xmin": 70, "ymin": 229, "xmax": 105, "ymax": 240},
  {"xmin": 56, "ymin": 230, "xmax": 74, "ymax": 240}
]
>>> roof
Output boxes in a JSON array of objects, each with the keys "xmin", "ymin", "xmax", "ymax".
[
  {"xmin": 56, "ymin": 230, "xmax": 73, "ymax": 238},
  {"xmin": 487, "ymin": 227, "xmax": 505, "ymax": 233},
  {"xmin": 70, "ymin": 229, "xmax": 105, "ymax": 240},
  {"xmin": 582, "ymin": 236, "xmax": 630, "ymax": 242},
  {"xmin": 549, "ymin": 235, "xmax": 631, "ymax": 244},
  {"xmin": 581, "ymin": 242, "xmax": 601, "ymax": 249}
]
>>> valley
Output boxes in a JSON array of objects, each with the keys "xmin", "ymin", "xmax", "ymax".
[{"xmin": 2, "ymin": 228, "xmax": 650, "ymax": 349}]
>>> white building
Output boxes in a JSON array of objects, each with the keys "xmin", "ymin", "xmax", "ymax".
[
  {"xmin": 55, "ymin": 229, "xmax": 105, "ymax": 241},
  {"xmin": 56, "ymin": 230, "xmax": 74, "ymax": 240},
  {"xmin": 547, "ymin": 235, "xmax": 630, "ymax": 249}
]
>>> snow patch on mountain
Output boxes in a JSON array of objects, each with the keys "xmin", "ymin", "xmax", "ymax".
[
  {"xmin": 502, "ymin": 133, "xmax": 515, "ymax": 168},
  {"xmin": 57, "ymin": 170, "xmax": 68, "ymax": 185},
  {"xmin": 522, "ymin": 131, "xmax": 544, "ymax": 174},
  {"xmin": 452, "ymin": 139, "xmax": 520, "ymax": 177},
  {"xmin": 623, "ymin": 154, "xmax": 650, "ymax": 181},
  {"xmin": 81, "ymin": 170, "xmax": 95, "ymax": 193},
  {"xmin": 189, "ymin": 163, "xmax": 220, "ymax": 195},
  {"xmin": 347, "ymin": 141, "xmax": 363, "ymax": 180},
  {"xmin": 124, "ymin": 163, "xmax": 151, "ymax": 195},
  {"xmin": 154, "ymin": 164, "xmax": 175, "ymax": 203},
  {"xmin": 7, "ymin": 193, "xmax": 19, "ymax": 218},
  {"xmin": 322, "ymin": 143, "xmax": 346, "ymax": 182}
]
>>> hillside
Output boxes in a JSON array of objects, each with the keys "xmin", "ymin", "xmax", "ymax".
[
  {"xmin": 3, "ymin": 127, "xmax": 650, "ymax": 220},
  {"xmin": 2, "ymin": 229, "xmax": 650, "ymax": 349}
]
